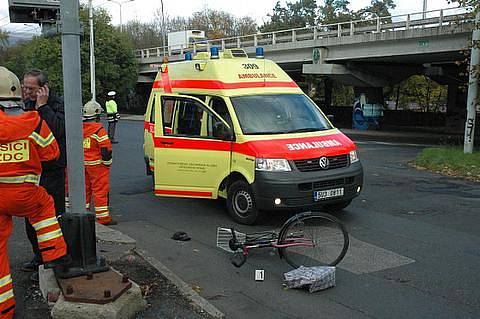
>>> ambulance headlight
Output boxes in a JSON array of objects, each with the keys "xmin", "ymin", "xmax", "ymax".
[
  {"xmin": 255, "ymin": 158, "xmax": 291, "ymax": 172},
  {"xmin": 349, "ymin": 150, "xmax": 359, "ymax": 163}
]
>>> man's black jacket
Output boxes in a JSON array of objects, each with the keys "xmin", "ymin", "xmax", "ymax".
[{"xmin": 24, "ymin": 94, "xmax": 67, "ymax": 171}]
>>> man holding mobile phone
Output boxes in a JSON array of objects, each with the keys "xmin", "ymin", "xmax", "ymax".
[{"xmin": 21, "ymin": 69, "xmax": 67, "ymax": 282}]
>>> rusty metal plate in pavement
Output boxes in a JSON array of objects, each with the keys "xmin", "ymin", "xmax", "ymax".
[{"xmin": 57, "ymin": 269, "xmax": 132, "ymax": 304}]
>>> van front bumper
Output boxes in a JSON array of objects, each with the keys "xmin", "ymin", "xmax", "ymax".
[{"xmin": 251, "ymin": 162, "xmax": 363, "ymax": 211}]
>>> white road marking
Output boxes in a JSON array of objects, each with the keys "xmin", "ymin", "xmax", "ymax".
[{"xmin": 339, "ymin": 236, "xmax": 415, "ymax": 274}]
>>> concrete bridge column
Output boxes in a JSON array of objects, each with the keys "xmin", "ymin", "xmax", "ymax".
[
  {"xmin": 446, "ymin": 84, "xmax": 467, "ymax": 134},
  {"xmin": 324, "ymin": 78, "xmax": 333, "ymax": 108}
]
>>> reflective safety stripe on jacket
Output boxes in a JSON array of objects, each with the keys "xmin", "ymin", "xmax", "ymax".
[
  {"xmin": 0, "ymin": 174, "xmax": 40, "ymax": 185},
  {"xmin": 83, "ymin": 122, "xmax": 112, "ymax": 166},
  {"xmin": 0, "ymin": 113, "xmax": 59, "ymax": 186}
]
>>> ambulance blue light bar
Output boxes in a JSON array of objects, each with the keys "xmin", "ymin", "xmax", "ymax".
[
  {"xmin": 185, "ymin": 52, "xmax": 192, "ymax": 61},
  {"xmin": 256, "ymin": 47, "xmax": 264, "ymax": 59},
  {"xmin": 211, "ymin": 47, "xmax": 219, "ymax": 59}
]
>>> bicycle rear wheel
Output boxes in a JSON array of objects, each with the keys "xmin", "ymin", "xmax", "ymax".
[{"xmin": 278, "ymin": 212, "xmax": 349, "ymax": 268}]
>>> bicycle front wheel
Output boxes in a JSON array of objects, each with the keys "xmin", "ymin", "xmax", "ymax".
[{"xmin": 278, "ymin": 212, "xmax": 349, "ymax": 268}]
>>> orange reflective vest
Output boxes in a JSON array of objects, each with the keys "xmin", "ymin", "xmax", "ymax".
[
  {"xmin": 83, "ymin": 122, "xmax": 112, "ymax": 166},
  {"xmin": 0, "ymin": 111, "xmax": 59, "ymax": 185}
]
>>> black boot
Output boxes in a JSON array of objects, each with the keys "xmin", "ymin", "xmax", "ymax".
[
  {"xmin": 21, "ymin": 257, "xmax": 42, "ymax": 272},
  {"xmin": 44, "ymin": 255, "xmax": 72, "ymax": 269}
]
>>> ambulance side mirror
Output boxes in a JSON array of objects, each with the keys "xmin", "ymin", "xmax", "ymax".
[{"xmin": 327, "ymin": 114, "xmax": 335, "ymax": 122}]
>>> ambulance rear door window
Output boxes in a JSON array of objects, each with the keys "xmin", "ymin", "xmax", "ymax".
[
  {"xmin": 150, "ymin": 96, "xmax": 155, "ymax": 123},
  {"xmin": 162, "ymin": 99, "xmax": 175, "ymax": 135}
]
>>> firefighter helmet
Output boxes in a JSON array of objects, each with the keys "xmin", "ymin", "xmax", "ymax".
[
  {"xmin": 107, "ymin": 91, "xmax": 116, "ymax": 97},
  {"xmin": 83, "ymin": 100, "xmax": 103, "ymax": 120},
  {"xmin": 0, "ymin": 66, "xmax": 23, "ymax": 109}
]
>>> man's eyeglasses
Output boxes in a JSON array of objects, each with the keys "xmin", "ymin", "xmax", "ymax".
[{"xmin": 22, "ymin": 85, "xmax": 39, "ymax": 92}]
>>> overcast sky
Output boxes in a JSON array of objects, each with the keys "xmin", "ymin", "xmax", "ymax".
[{"xmin": 0, "ymin": 0, "xmax": 461, "ymax": 35}]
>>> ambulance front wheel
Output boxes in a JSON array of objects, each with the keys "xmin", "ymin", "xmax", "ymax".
[{"xmin": 227, "ymin": 180, "xmax": 262, "ymax": 225}]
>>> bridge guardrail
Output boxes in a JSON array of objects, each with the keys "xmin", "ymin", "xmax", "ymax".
[{"xmin": 135, "ymin": 7, "xmax": 472, "ymax": 59}]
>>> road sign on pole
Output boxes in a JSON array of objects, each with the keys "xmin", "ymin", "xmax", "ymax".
[{"xmin": 8, "ymin": 0, "xmax": 59, "ymax": 23}]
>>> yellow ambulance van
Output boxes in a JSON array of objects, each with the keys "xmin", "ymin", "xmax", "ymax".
[{"xmin": 144, "ymin": 48, "xmax": 363, "ymax": 224}]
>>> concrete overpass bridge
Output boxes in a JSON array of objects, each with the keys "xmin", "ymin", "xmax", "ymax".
[
  {"xmin": 135, "ymin": 7, "xmax": 475, "ymax": 131},
  {"xmin": 136, "ymin": 7, "xmax": 472, "ymax": 84}
]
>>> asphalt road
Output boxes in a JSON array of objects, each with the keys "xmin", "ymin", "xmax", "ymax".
[{"xmin": 108, "ymin": 120, "xmax": 480, "ymax": 319}]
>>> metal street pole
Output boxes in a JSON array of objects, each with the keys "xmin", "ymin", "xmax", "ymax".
[
  {"xmin": 422, "ymin": 0, "xmax": 427, "ymax": 19},
  {"xmin": 60, "ymin": 0, "xmax": 108, "ymax": 279},
  {"xmin": 89, "ymin": 0, "xmax": 96, "ymax": 101},
  {"xmin": 61, "ymin": 0, "xmax": 86, "ymax": 213},
  {"xmin": 464, "ymin": 11, "xmax": 479, "ymax": 153},
  {"xmin": 160, "ymin": 0, "xmax": 166, "ymax": 56},
  {"xmin": 119, "ymin": 3, "xmax": 122, "ymax": 32},
  {"xmin": 108, "ymin": 0, "xmax": 134, "ymax": 32}
]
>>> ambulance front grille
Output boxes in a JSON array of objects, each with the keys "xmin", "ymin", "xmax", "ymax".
[{"xmin": 294, "ymin": 154, "xmax": 349, "ymax": 172}]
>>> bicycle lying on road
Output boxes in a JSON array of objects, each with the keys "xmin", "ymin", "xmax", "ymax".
[{"xmin": 216, "ymin": 211, "xmax": 349, "ymax": 268}]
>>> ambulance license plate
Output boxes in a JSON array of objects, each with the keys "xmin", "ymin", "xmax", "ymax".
[{"xmin": 313, "ymin": 188, "xmax": 344, "ymax": 201}]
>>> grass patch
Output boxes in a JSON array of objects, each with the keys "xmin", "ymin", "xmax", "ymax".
[{"xmin": 415, "ymin": 147, "xmax": 480, "ymax": 182}]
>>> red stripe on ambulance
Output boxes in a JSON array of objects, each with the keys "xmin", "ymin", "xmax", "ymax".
[
  {"xmin": 155, "ymin": 189, "xmax": 212, "ymax": 197},
  {"xmin": 153, "ymin": 79, "xmax": 298, "ymax": 90},
  {"xmin": 153, "ymin": 133, "xmax": 354, "ymax": 160}
]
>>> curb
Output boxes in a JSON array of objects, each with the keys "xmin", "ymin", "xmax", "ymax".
[
  {"xmin": 135, "ymin": 249, "xmax": 226, "ymax": 319},
  {"xmin": 95, "ymin": 226, "xmax": 225, "ymax": 319}
]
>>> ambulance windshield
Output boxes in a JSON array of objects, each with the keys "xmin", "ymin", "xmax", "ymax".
[{"xmin": 230, "ymin": 94, "xmax": 332, "ymax": 135}]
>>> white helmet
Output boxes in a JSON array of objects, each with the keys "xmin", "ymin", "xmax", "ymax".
[
  {"xmin": 83, "ymin": 100, "xmax": 103, "ymax": 120},
  {"xmin": 0, "ymin": 66, "xmax": 23, "ymax": 109},
  {"xmin": 107, "ymin": 91, "xmax": 116, "ymax": 97}
]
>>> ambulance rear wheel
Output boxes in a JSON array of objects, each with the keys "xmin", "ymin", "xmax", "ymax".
[{"xmin": 227, "ymin": 180, "xmax": 261, "ymax": 225}]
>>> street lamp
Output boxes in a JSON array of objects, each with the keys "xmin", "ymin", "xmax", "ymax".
[
  {"xmin": 89, "ymin": 0, "xmax": 96, "ymax": 102},
  {"xmin": 107, "ymin": 0, "xmax": 134, "ymax": 32},
  {"xmin": 160, "ymin": 0, "xmax": 166, "ymax": 56}
]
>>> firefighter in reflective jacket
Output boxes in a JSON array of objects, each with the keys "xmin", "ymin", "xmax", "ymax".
[
  {"xmin": 0, "ymin": 66, "xmax": 68, "ymax": 319},
  {"xmin": 82, "ymin": 100, "xmax": 116, "ymax": 225},
  {"xmin": 105, "ymin": 91, "xmax": 119, "ymax": 143}
]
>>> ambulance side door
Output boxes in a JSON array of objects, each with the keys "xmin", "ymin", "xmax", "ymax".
[
  {"xmin": 143, "ymin": 93, "xmax": 158, "ymax": 173},
  {"xmin": 153, "ymin": 94, "xmax": 233, "ymax": 199}
]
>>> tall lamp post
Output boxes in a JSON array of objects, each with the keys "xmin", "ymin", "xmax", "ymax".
[
  {"xmin": 107, "ymin": 0, "xmax": 135, "ymax": 32},
  {"xmin": 160, "ymin": 0, "xmax": 166, "ymax": 56},
  {"xmin": 89, "ymin": 0, "xmax": 96, "ymax": 101}
]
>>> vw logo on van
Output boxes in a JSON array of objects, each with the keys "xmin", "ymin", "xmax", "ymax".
[{"xmin": 319, "ymin": 157, "xmax": 329, "ymax": 169}]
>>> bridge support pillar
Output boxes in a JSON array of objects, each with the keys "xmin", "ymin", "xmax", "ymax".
[{"xmin": 446, "ymin": 84, "xmax": 467, "ymax": 134}]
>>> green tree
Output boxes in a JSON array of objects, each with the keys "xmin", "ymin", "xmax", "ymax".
[
  {"xmin": 356, "ymin": 0, "xmax": 396, "ymax": 19},
  {"xmin": 261, "ymin": 0, "xmax": 318, "ymax": 32},
  {"xmin": 1, "ymin": 6, "xmax": 137, "ymax": 109},
  {"xmin": 388, "ymin": 75, "xmax": 447, "ymax": 112},
  {"xmin": 318, "ymin": 0, "xmax": 353, "ymax": 25},
  {"xmin": 124, "ymin": 20, "xmax": 163, "ymax": 49}
]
